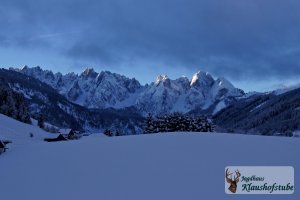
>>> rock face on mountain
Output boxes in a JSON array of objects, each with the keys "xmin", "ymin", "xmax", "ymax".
[
  {"xmin": 16, "ymin": 66, "xmax": 142, "ymax": 108},
  {"xmin": 136, "ymin": 72, "xmax": 244, "ymax": 114},
  {"xmin": 0, "ymin": 68, "xmax": 144, "ymax": 134},
  {"xmin": 13, "ymin": 66, "xmax": 244, "ymax": 115}
]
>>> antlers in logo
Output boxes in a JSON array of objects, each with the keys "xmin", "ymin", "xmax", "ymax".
[{"xmin": 225, "ymin": 168, "xmax": 241, "ymax": 193}]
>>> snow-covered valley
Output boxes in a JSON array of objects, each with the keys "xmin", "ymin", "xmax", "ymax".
[{"xmin": 0, "ymin": 114, "xmax": 299, "ymax": 200}]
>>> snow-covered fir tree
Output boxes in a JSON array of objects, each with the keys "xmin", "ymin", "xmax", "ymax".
[
  {"xmin": 104, "ymin": 129, "xmax": 113, "ymax": 137},
  {"xmin": 144, "ymin": 113, "xmax": 156, "ymax": 134},
  {"xmin": 37, "ymin": 113, "xmax": 45, "ymax": 129}
]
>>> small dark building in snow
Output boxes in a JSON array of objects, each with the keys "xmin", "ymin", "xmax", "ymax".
[
  {"xmin": 44, "ymin": 134, "xmax": 67, "ymax": 142},
  {"xmin": 67, "ymin": 130, "xmax": 76, "ymax": 140},
  {"xmin": 0, "ymin": 140, "xmax": 7, "ymax": 154},
  {"xmin": 44, "ymin": 128, "xmax": 81, "ymax": 142},
  {"xmin": 59, "ymin": 129, "xmax": 79, "ymax": 140}
]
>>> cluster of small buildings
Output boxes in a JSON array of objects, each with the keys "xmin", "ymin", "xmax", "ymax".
[
  {"xmin": 44, "ymin": 129, "xmax": 81, "ymax": 142},
  {"xmin": 1, "ymin": 129, "xmax": 83, "ymax": 155}
]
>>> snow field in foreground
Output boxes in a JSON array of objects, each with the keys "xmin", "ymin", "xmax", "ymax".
[{"xmin": 0, "ymin": 114, "xmax": 299, "ymax": 200}]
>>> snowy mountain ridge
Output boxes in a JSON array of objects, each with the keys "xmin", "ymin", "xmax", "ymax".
[
  {"xmin": 13, "ymin": 66, "xmax": 142, "ymax": 109},
  {"xmin": 12, "ymin": 66, "xmax": 244, "ymax": 115}
]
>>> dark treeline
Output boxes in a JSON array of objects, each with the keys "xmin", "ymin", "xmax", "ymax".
[
  {"xmin": 144, "ymin": 112, "xmax": 214, "ymax": 134},
  {"xmin": 0, "ymin": 85, "xmax": 31, "ymax": 124},
  {"xmin": 214, "ymin": 88, "xmax": 300, "ymax": 136}
]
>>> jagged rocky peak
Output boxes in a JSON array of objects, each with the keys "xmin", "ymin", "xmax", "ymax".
[
  {"xmin": 211, "ymin": 77, "xmax": 244, "ymax": 99},
  {"xmin": 95, "ymin": 71, "xmax": 121, "ymax": 84},
  {"xmin": 190, "ymin": 71, "xmax": 214, "ymax": 87},
  {"xmin": 28, "ymin": 65, "xmax": 42, "ymax": 71},
  {"xmin": 29, "ymin": 66, "xmax": 49, "ymax": 74},
  {"xmin": 20, "ymin": 65, "xmax": 56, "ymax": 81},
  {"xmin": 155, "ymin": 75, "xmax": 169, "ymax": 85},
  {"xmin": 98, "ymin": 70, "xmax": 117, "ymax": 79},
  {"xmin": 20, "ymin": 65, "xmax": 45, "ymax": 74},
  {"xmin": 65, "ymin": 72, "xmax": 77, "ymax": 78},
  {"xmin": 215, "ymin": 77, "xmax": 245, "ymax": 96},
  {"xmin": 175, "ymin": 76, "xmax": 189, "ymax": 83},
  {"xmin": 21, "ymin": 65, "xmax": 29, "ymax": 70},
  {"xmin": 126, "ymin": 77, "xmax": 142, "ymax": 92},
  {"xmin": 175, "ymin": 76, "xmax": 190, "ymax": 88},
  {"xmin": 215, "ymin": 77, "xmax": 234, "ymax": 88},
  {"xmin": 10, "ymin": 66, "xmax": 244, "ymax": 114},
  {"xmin": 95, "ymin": 70, "xmax": 142, "ymax": 89},
  {"xmin": 80, "ymin": 67, "xmax": 98, "ymax": 78}
]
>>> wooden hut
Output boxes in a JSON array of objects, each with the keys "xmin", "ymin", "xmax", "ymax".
[
  {"xmin": 44, "ymin": 134, "xmax": 67, "ymax": 142},
  {"xmin": 0, "ymin": 140, "xmax": 6, "ymax": 154}
]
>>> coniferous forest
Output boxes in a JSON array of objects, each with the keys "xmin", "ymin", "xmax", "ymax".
[{"xmin": 144, "ymin": 112, "xmax": 214, "ymax": 134}]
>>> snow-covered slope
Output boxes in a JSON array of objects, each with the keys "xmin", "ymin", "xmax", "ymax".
[
  {"xmin": 272, "ymin": 83, "xmax": 300, "ymax": 95},
  {"xmin": 214, "ymin": 87, "xmax": 300, "ymax": 135},
  {"xmin": 0, "ymin": 122, "xmax": 299, "ymax": 199},
  {"xmin": 12, "ymin": 67, "xmax": 244, "ymax": 114},
  {"xmin": 0, "ymin": 114, "xmax": 55, "ymax": 145}
]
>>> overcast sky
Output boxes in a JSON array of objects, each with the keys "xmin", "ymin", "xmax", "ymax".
[{"xmin": 1, "ymin": 0, "xmax": 300, "ymax": 91}]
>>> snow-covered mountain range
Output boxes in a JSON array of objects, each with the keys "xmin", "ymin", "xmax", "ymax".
[
  {"xmin": 2, "ymin": 66, "xmax": 300, "ymax": 135},
  {"xmin": 15, "ymin": 66, "xmax": 142, "ymax": 109},
  {"xmin": 14, "ymin": 66, "xmax": 244, "ymax": 115}
]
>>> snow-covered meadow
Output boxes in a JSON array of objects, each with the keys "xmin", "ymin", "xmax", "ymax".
[{"xmin": 0, "ymin": 114, "xmax": 299, "ymax": 200}]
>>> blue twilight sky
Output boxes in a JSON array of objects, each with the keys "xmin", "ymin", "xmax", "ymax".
[{"xmin": 1, "ymin": 0, "xmax": 300, "ymax": 92}]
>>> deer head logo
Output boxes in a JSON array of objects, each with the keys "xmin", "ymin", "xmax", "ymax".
[{"xmin": 225, "ymin": 168, "xmax": 241, "ymax": 193}]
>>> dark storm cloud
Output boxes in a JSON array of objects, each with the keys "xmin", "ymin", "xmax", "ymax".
[{"xmin": 1, "ymin": 0, "xmax": 300, "ymax": 80}]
